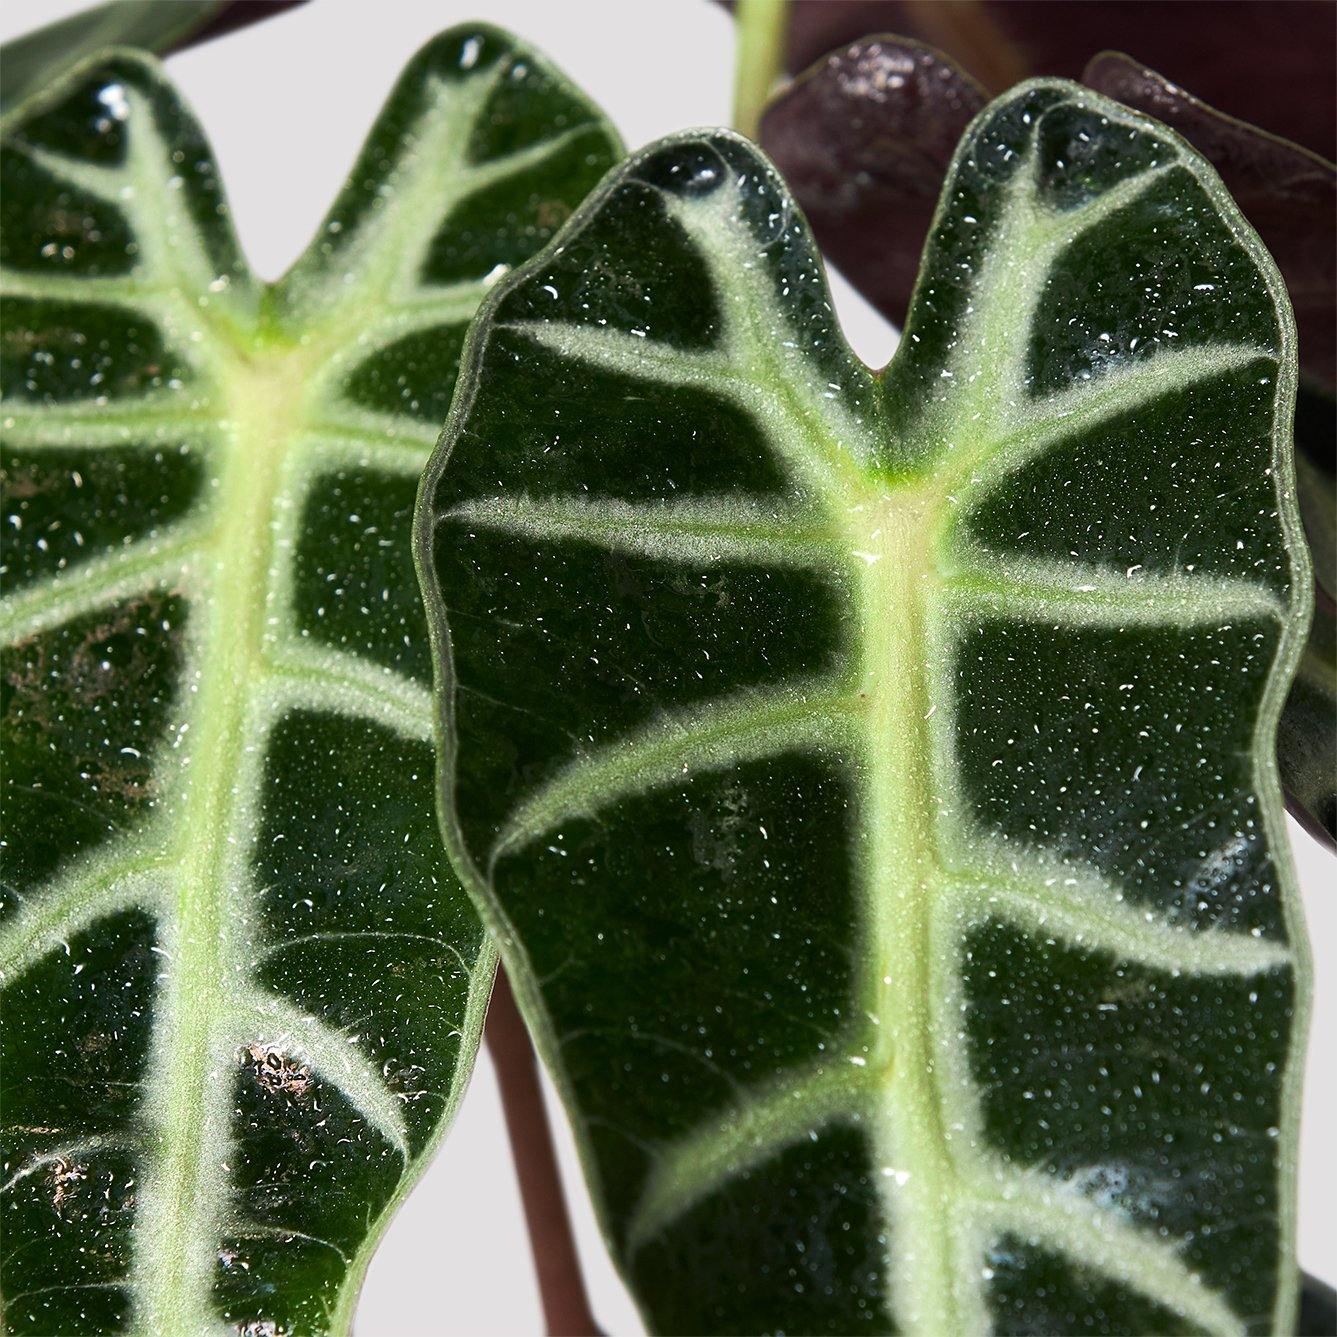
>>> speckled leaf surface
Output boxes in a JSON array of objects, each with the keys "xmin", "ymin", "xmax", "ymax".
[
  {"xmin": 1080, "ymin": 52, "xmax": 1335, "ymax": 391},
  {"xmin": 1081, "ymin": 53, "xmax": 1337, "ymax": 849},
  {"xmin": 419, "ymin": 83, "xmax": 1311, "ymax": 1335},
  {"xmin": 0, "ymin": 28, "xmax": 618, "ymax": 1335},
  {"xmin": 761, "ymin": 38, "xmax": 1337, "ymax": 852},
  {"xmin": 758, "ymin": 35, "xmax": 986, "ymax": 341}
]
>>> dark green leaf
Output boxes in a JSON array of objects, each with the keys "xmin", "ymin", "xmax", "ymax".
[
  {"xmin": 760, "ymin": 38, "xmax": 1337, "ymax": 850},
  {"xmin": 1078, "ymin": 56, "xmax": 1337, "ymax": 849},
  {"xmin": 1082, "ymin": 52, "xmax": 1335, "ymax": 388},
  {"xmin": 0, "ymin": 1, "xmax": 305, "ymax": 123},
  {"xmin": 420, "ymin": 83, "xmax": 1310, "ymax": 1334},
  {"xmin": 1297, "ymin": 1271, "xmax": 1337, "ymax": 1336},
  {"xmin": 0, "ymin": 26, "xmax": 618, "ymax": 1334}
]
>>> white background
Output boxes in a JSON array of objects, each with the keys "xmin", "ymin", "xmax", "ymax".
[{"xmin": 3, "ymin": 3, "xmax": 1332, "ymax": 1332}]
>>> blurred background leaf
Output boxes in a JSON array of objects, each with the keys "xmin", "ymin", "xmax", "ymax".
[
  {"xmin": 763, "ymin": 0, "xmax": 1335, "ymax": 159},
  {"xmin": 0, "ymin": 0, "xmax": 306, "ymax": 121}
]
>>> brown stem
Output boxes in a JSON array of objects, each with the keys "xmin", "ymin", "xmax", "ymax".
[{"xmin": 486, "ymin": 963, "xmax": 600, "ymax": 1337}]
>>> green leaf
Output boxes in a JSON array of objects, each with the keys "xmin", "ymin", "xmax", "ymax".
[
  {"xmin": 1080, "ymin": 54, "xmax": 1337, "ymax": 849},
  {"xmin": 757, "ymin": 39, "xmax": 1337, "ymax": 848},
  {"xmin": 0, "ymin": 1, "xmax": 302, "ymax": 125},
  {"xmin": 1298, "ymin": 1271, "xmax": 1337, "ymax": 1336},
  {"xmin": 0, "ymin": 27, "xmax": 618, "ymax": 1335},
  {"xmin": 1080, "ymin": 51, "xmax": 1335, "ymax": 392},
  {"xmin": 418, "ymin": 83, "xmax": 1311, "ymax": 1334}
]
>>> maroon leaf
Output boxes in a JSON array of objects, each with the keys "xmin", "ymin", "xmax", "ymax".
[
  {"xmin": 774, "ymin": 0, "xmax": 1335, "ymax": 160},
  {"xmin": 762, "ymin": 38, "xmax": 1336, "ymax": 382},
  {"xmin": 187, "ymin": 0, "xmax": 308, "ymax": 46},
  {"xmin": 778, "ymin": 2, "xmax": 1027, "ymax": 96},
  {"xmin": 759, "ymin": 35, "xmax": 984, "ymax": 329}
]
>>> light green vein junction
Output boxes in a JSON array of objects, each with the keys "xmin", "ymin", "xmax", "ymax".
[
  {"xmin": 127, "ymin": 333, "xmax": 315, "ymax": 1333},
  {"xmin": 466, "ymin": 131, "xmax": 1297, "ymax": 1337},
  {"xmin": 852, "ymin": 485, "xmax": 965, "ymax": 1336},
  {"xmin": 0, "ymin": 55, "xmax": 548, "ymax": 1335}
]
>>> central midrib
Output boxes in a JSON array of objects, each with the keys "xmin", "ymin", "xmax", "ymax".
[
  {"xmin": 743, "ymin": 343, "xmax": 963, "ymax": 1332},
  {"xmin": 849, "ymin": 486, "xmax": 960, "ymax": 1336},
  {"xmin": 130, "ymin": 334, "xmax": 318, "ymax": 1333}
]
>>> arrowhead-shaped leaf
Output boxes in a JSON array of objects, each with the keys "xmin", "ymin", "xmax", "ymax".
[
  {"xmin": 0, "ymin": 28, "xmax": 618, "ymax": 1334},
  {"xmin": 761, "ymin": 39, "xmax": 1337, "ymax": 381},
  {"xmin": 419, "ymin": 83, "xmax": 1311, "ymax": 1334},
  {"xmin": 759, "ymin": 37, "xmax": 1337, "ymax": 851}
]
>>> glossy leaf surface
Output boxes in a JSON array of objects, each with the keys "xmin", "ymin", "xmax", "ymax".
[
  {"xmin": 1078, "ymin": 54, "xmax": 1337, "ymax": 851},
  {"xmin": 421, "ymin": 84, "xmax": 1311, "ymax": 1334},
  {"xmin": 1081, "ymin": 52, "xmax": 1336, "ymax": 389},
  {"xmin": 0, "ymin": 28, "xmax": 618, "ymax": 1335},
  {"xmin": 761, "ymin": 39, "xmax": 1337, "ymax": 370},
  {"xmin": 0, "ymin": 0, "xmax": 304, "ymax": 122},
  {"xmin": 761, "ymin": 38, "xmax": 1337, "ymax": 849}
]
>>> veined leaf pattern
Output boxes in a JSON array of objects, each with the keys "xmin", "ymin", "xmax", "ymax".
[
  {"xmin": 758, "ymin": 35, "xmax": 1337, "ymax": 848},
  {"xmin": 419, "ymin": 85, "xmax": 1311, "ymax": 1334},
  {"xmin": 0, "ymin": 27, "xmax": 618, "ymax": 1335}
]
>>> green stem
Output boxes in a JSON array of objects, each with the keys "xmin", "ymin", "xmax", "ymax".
[{"xmin": 732, "ymin": 0, "xmax": 789, "ymax": 139}]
